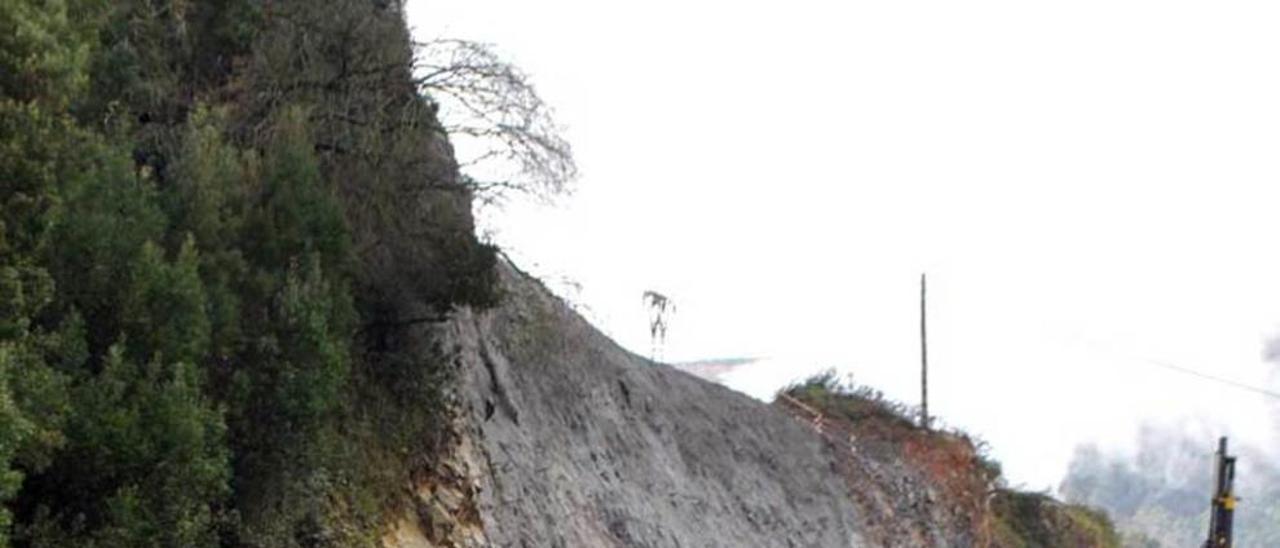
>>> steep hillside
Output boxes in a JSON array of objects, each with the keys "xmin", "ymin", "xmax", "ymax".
[
  {"xmin": 0, "ymin": 1, "xmax": 492, "ymax": 544},
  {"xmin": 384, "ymin": 264, "xmax": 1120, "ymax": 547},
  {"xmin": 389, "ymin": 263, "xmax": 866, "ymax": 546},
  {"xmin": 2, "ymin": 2, "xmax": 1120, "ymax": 546}
]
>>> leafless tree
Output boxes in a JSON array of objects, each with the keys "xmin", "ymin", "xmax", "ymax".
[{"xmin": 413, "ymin": 39, "xmax": 577, "ymax": 204}]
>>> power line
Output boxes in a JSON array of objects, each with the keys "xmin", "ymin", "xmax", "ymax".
[
  {"xmin": 1074, "ymin": 337, "xmax": 1280, "ymax": 401},
  {"xmin": 1133, "ymin": 355, "xmax": 1280, "ymax": 401}
]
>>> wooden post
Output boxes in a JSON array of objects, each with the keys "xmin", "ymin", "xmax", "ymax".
[{"xmin": 920, "ymin": 273, "xmax": 929, "ymax": 430}]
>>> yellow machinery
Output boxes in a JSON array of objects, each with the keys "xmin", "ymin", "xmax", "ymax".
[{"xmin": 1204, "ymin": 437, "xmax": 1237, "ymax": 547}]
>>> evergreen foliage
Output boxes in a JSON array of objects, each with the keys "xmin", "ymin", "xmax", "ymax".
[{"xmin": 0, "ymin": 0, "xmax": 498, "ymax": 545}]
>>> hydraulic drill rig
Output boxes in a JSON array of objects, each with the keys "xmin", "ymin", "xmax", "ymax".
[{"xmin": 1204, "ymin": 436, "xmax": 1237, "ymax": 548}]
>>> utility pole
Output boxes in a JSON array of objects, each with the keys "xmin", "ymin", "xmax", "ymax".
[
  {"xmin": 920, "ymin": 273, "xmax": 929, "ymax": 430},
  {"xmin": 1204, "ymin": 436, "xmax": 1237, "ymax": 548}
]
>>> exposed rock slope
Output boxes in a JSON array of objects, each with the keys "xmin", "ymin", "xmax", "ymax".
[
  {"xmin": 384, "ymin": 262, "xmax": 1117, "ymax": 547},
  {"xmin": 434, "ymin": 264, "xmax": 867, "ymax": 546}
]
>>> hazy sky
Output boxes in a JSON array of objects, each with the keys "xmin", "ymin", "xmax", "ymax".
[{"xmin": 406, "ymin": 0, "xmax": 1280, "ymax": 490}]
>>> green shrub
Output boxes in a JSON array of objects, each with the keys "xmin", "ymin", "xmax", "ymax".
[{"xmin": 0, "ymin": 1, "xmax": 498, "ymax": 544}]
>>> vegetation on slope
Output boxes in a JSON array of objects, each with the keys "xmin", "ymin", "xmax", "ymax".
[
  {"xmin": 988, "ymin": 490, "xmax": 1120, "ymax": 548},
  {"xmin": 0, "ymin": 1, "xmax": 1133, "ymax": 546},
  {"xmin": 0, "ymin": 0, "xmax": 499, "ymax": 545},
  {"xmin": 782, "ymin": 372, "xmax": 1120, "ymax": 548}
]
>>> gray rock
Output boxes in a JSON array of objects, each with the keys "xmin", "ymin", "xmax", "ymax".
[
  {"xmin": 440, "ymin": 264, "xmax": 869, "ymax": 547},
  {"xmin": 384, "ymin": 262, "xmax": 999, "ymax": 548}
]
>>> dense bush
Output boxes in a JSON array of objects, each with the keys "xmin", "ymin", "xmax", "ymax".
[
  {"xmin": 0, "ymin": 0, "xmax": 497, "ymax": 545},
  {"xmin": 783, "ymin": 370, "xmax": 921, "ymax": 432},
  {"xmin": 989, "ymin": 490, "xmax": 1121, "ymax": 548}
]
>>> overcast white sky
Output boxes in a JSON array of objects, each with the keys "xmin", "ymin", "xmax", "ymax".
[{"xmin": 406, "ymin": 0, "xmax": 1280, "ymax": 490}]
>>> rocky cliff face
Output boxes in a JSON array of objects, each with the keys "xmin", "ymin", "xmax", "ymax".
[
  {"xmin": 398, "ymin": 263, "xmax": 869, "ymax": 547},
  {"xmin": 381, "ymin": 263, "xmax": 1115, "ymax": 547}
]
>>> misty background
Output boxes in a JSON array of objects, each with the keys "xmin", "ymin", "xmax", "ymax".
[{"xmin": 406, "ymin": 0, "xmax": 1280, "ymax": 531}]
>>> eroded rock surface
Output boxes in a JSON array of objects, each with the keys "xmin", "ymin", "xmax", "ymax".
[
  {"xmin": 383, "ymin": 263, "xmax": 1105, "ymax": 547},
  {"xmin": 437, "ymin": 264, "xmax": 867, "ymax": 547}
]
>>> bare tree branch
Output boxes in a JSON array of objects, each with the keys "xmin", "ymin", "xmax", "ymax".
[{"xmin": 412, "ymin": 38, "xmax": 577, "ymax": 203}]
